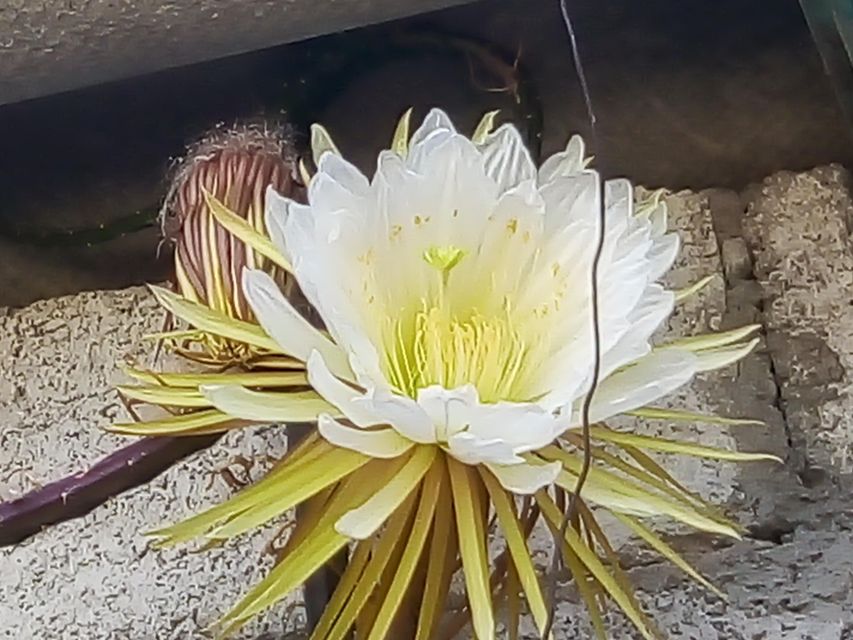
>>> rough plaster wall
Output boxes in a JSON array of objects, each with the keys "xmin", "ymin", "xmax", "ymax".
[
  {"xmin": 742, "ymin": 166, "xmax": 853, "ymax": 475},
  {"xmin": 0, "ymin": 290, "xmax": 300, "ymax": 639},
  {"xmin": 3, "ymin": 168, "xmax": 853, "ymax": 638},
  {"xmin": 0, "ymin": 0, "xmax": 473, "ymax": 105}
]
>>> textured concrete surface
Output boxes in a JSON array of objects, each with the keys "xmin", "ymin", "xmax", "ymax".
[
  {"xmin": 743, "ymin": 166, "xmax": 853, "ymax": 475},
  {"xmin": 3, "ymin": 168, "xmax": 853, "ymax": 637},
  {"xmin": 0, "ymin": 0, "xmax": 473, "ymax": 106},
  {"xmin": 0, "ymin": 290, "xmax": 300, "ymax": 639}
]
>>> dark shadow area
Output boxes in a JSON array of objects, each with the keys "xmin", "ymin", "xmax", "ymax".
[{"xmin": 0, "ymin": 0, "xmax": 850, "ymax": 307}]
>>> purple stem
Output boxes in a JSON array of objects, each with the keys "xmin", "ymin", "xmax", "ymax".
[{"xmin": 0, "ymin": 434, "xmax": 220, "ymax": 546}]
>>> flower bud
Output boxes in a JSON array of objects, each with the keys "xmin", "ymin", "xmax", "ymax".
[{"xmin": 160, "ymin": 123, "xmax": 304, "ymax": 362}]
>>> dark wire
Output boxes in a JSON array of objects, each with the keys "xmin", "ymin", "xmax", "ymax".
[{"xmin": 542, "ymin": 1, "xmax": 605, "ymax": 636}]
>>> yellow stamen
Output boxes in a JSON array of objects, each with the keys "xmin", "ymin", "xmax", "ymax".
[
  {"xmin": 384, "ymin": 300, "xmax": 527, "ymax": 403},
  {"xmin": 377, "ymin": 246, "xmax": 530, "ymax": 401}
]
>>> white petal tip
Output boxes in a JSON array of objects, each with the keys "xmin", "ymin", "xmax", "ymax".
[{"xmin": 488, "ymin": 460, "xmax": 562, "ymax": 494}]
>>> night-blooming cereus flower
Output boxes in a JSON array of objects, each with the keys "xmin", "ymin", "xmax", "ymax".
[{"xmin": 115, "ymin": 108, "xmax": 777, "ymax": 639}]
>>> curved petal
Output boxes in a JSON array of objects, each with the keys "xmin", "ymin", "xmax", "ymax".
[
  {"xmin": 264, "ymin": 186, "xmax": 309, "ymax": 261},
  {"xmin": 307, "ymin": 351, "xmax": 377, "ymax": 427},
  {"xmin": 478, "ymin": 123, "xmax": 536, "ymax": 193},
  {"xmin": 280, "ymin": 201, "xmax": 388, "ymax": 388},
  {"xmin": 363, "ymin": 390, "xmax": 437, "ymax": 444},
  {"xmin": 586, "ymin": 349, "xmax": 699, "ymax": 424},
  {"xmin": 242, "ymin": 269, "xmax": 354, "ymax": 379},
  {"xmin": 315, "ymin": 151, "xmax": 370, "ymax": 198},
  {"xmin": 415, "ymin": 385, "xmax": 560, "ymax": 453},
  {"xmin": 646, "ymin": 233, "xmax": 680, "ymax": 282},
  {"xmin": 537, "ymin": 134, "xmax": 586, "ymax": 184},
  {"xmin": 409, "ymin": 108, "xmax": 456, "ymax": 149},
  {"xmin": 487, "ymin": 460, "xmax": 562, "ymax": 494},
  {"xmin": 317, "ymin": 415, "xmax": 414, "ymax": 459},
  {"xmin": 415, "ymin": 384, "xmax": 480, "ymax": 440},
  {"xmin": 464, "ymin": 402, "xmax": 563, "ymax": 453},
  {"xmin": 599, "ymin": 285, "xmax": 674, "ymax": 378},
  {"xmin": 447, "ymin": 432, "xmax": 523, "ymax": 465}
]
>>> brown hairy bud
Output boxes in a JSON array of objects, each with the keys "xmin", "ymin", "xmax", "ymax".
[{"xmin": 159, "ymin": 123, "xmax": 306, "ymax": 362}]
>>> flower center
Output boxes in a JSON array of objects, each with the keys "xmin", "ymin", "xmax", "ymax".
[{"xmin": 381, "ymin": 245, "xmax": 529, "ymax": 402}]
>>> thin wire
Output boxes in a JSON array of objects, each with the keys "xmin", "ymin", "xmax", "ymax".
[{"xmin": 542, "ymin": 1, "xmax": 605, "ymax": 636}]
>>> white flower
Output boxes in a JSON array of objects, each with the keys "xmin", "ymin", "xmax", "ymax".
[{"xmin": 221, "ymin": 108, "xmax": 755, "ymax": 494}]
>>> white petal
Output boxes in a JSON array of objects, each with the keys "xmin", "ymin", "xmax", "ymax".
[
  {"xmin": 317, "ymin": 415, "xmax": 413, "ymax": 459},
  {"xmin": 605, "ymin": 178, "xmax": 633, "ymax": 216},
  {"xmin": 599, "ymin": 285, "xmax": 674, "ymax": 378},
  {"xmin": 538, "ymin": 134, "xmax": 586, "ymax": 184},
  {"xmin": 539, "ymin": 171, "xmax": 599, "ymax": 238},
  {"xmin": 447, "ymin": 432, "xmax": 523, "ymax": 465},
  {"xmin": 479, "ymin": 123, "xmax": 536, "ymax": 193},
  {"xmin": 307, "ymin": 173, "xmax": 366, "ymax": 234},
  {"xmin": 464, "ymin": 402, "xmax": 563, "ymax": 453},
  {"xmin": 307, "ymin": 351, "xmax": 380, "ymax": 427},
  {"xmin": 586, "ymin": 349, "xmax": 698, "ymax": 423},
  {"xmin": 637, "ymin": 199, "xmax": 668, "ymax": 236},
  {"xmin": 487, "ymin": 460, "xmax": 562, "ymax": 494},
  {"xmin": 646, "ymin": 233, "xmax": 680, "ymax": 282},
  {"xmin": 362, "ymin": 391, "xmax": 436, "ymax": 444},
  {"xmin": 242, "ymin": 269, "xmax": 354, "ymax": 381},
  {"xmin": 409, "ymin": 108, "xmax": 456, "ymax": 148},
  {"xmin": 415, "ymin": 384, "xmax": 479, "ymax": 439},
  {"xmin": 201, "ymin": 385, "xmax": 338, "ymax": 422},
  {"xmin": 264, "ymin": 186, "xmax": 308, "ymax": 261},
  {"xmin": 406, "ymin": 128, "xmax": 480, "ymax": 186},
  {"xmin": 278, "ymin": 195, "xmax": 389, "ymax": 389},
  {"xmin": 316, "ymin": 151, "xmax": 370, "ymax": 197}
]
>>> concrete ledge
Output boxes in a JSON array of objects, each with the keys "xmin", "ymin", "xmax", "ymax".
[{"xmin": 0, "ymin": 0, "xmax": 474, "ymax": 106}]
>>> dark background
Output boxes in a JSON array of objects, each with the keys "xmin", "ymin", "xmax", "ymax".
[{"xmin": 0, "ymin": 0, "xmax": 849, "ymax": 307}]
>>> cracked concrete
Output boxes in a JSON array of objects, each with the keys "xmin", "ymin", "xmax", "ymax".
[
  {"xmin": 3, "ymin": 167, "xmax": 853, "ymax": 637},
  {"xmin": 742, "ymin": 166, "xmax": 853, "ymax": 476}
]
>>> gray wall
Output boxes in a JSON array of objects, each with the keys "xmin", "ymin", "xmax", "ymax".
[{"xmin": 0, "ymin": 0, "xmax": 475, "ymax": 105}]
